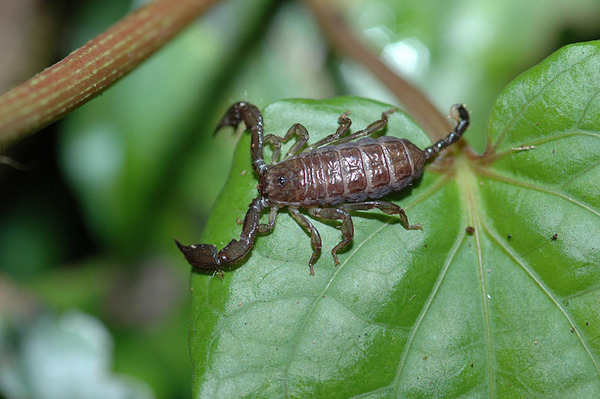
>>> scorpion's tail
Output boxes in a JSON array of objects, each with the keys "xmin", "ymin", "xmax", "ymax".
[
  {"xmin": 424, "ymin": 104, "xmax": 470, "ymax": 160},
  {"xmin": 175, "ymin": 197, "xmax": 268, "ymax": 272},
  {"xmin": 214, "ymin": 101, "xmax": 267, "ymax": 176}
]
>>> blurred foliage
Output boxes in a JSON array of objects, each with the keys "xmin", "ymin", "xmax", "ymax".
[
  {"xmin": 0, "ymin": 309, "xmax": 153, "ymax": 399},
  {"xmin": 0, "ymin": 0, "xmax": 599, "ymax": 398}
]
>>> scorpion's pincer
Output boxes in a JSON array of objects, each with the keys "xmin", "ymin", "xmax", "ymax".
[{"xmin": 174, "ymin": 239, "xmax": 221, "ymax": 270}]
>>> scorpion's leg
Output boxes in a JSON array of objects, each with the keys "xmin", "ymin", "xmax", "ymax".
[
  {"xmin": 215, "ymin": 102, "xmax": 267, "ymax": 175},
  {"xmin": 281, "ymin": 110, "xmax": 354, "ymax": 159},
  {"xmin": 288, "ymin": 207, "xmax": 322, "ymax": 275},
  {"xmin": 334, "ymin": 108, "xmax": 397, "ymax": 145},
  {"xmin": 281, "ymin": 123, "xmax": 310, "ymax": 160},
  {"xmin": 258, "ymin": 205, "xmax": 280, "ymax": 233},
  {"xmin": 263, "ymin": 123, "xmax": 310, "ymax": 162},
  {"xmin": 264, "ymin": 134, "xmax": 283, "ymax": 164},
  {"xmin": 342, "ymin": 200, "xmax": 422, "ymax": 230},
  {"xmin": 307, "ymin": 207, "xmax": 354, "ymax": 265},
  {"xmin": 304, "ymin": 111, "xmax": 352, "ymax": 151},
  {"xmin": 175, "ymin": 197, "xmax": 268, "ymax": 271}
]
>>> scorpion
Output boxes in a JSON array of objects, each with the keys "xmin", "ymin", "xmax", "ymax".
[{"xmin": 176, "ymin": 101, "xmax": 470, "ymax": 275}]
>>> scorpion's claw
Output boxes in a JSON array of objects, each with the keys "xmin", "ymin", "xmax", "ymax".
[
  {"xmin": 175, "ymin": 239, "xmax": 221, "ymax": 271},
  {"xmin": 213, "ymin": 118, "xmax": 239, "ymax": 136},
  {"xmin": 213, "ymin": 101, "xmax": 253, "ymax": 136},
  {"xmin": 213, "ymin": 120, "xmax": 238, "ymax": 136},
  {"xmin": 213, "ymin": 101, "xmax": 267, "ymax": 176}
]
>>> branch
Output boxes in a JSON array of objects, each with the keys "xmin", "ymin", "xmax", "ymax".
[
  {"xmin": 301, "ymin": 0, "xmax": 451, "ymax": 140},
  {"xmin": 0, "ymin": 0, "xmax": 220, "ymax": 146}
]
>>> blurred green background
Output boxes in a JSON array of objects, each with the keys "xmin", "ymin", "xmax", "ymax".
[{"xmin": 1, "ymin": 0, "xmax": 599, "ymax": 397}]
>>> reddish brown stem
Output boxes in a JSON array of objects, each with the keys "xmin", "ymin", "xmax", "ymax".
[
  {"xmin": 0, "ymin": 0, "xmax": 220, "ymax": 146},
  {"xmin": 301, "ymin": 0, "xmax": 451, "ymax": 141}
]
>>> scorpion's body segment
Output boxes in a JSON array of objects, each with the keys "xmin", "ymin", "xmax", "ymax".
[
  {"xmin": 262, "ymin": 137, "xmax": 426, "ymax": 207},
  {"xmin": 176, "ymin": 101, "xmax": 470, "ymax": 275}
]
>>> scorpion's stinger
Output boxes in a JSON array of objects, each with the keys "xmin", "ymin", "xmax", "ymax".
[
  {"xmin": 214, "ymin": 101, "xmax": 267, "ymax": 176},
  {"xmin": 424, "ymin": 104, "xmax": 470, "ymax": 160}
]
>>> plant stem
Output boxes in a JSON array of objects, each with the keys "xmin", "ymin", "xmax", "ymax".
[
  {"xmin": 301, "ymin": 0, "xmax": 451, "ymax": 140},
  {"xmin": 0, "ymin": 0, "xmax": 220, "ymax": 146}
]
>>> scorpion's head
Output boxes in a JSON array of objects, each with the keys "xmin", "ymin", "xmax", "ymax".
[{"xmin": 259, "ymin": 161, "xmax": 305, "ymax": 205}]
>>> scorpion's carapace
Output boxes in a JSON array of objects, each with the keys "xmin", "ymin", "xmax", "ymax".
[{"xmin": 176, "ymin": 101, "xmax": 470, "ymax": 275}]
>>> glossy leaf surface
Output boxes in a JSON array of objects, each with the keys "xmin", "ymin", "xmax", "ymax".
[{"xmin": 189, "ymin": 42, "xmax": 600, "ymax": 397}]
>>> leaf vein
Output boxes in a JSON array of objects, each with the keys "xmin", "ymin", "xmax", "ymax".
[
  {"xmin": 476, "ymin": 169, "xmax": 600, "ymax": 218},
  {"xmin": 576, "ymin": 85, "xmax": 600, "ymax": 127},
  {"xmin": 489, "ymin": 129, "xmax": 600, "ymax": 161}
]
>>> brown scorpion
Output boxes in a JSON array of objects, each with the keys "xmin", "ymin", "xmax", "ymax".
[{"xmin": 176, "ymin": 101, "xmax": 470, "ymax": 275}]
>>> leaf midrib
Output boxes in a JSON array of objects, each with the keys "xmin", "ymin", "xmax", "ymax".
[{"xmin": 458, "ymin": 159, "xmax": 497, "ymax": 397}]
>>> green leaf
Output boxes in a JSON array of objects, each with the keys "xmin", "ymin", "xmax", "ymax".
[{"xmin": 189, "ymin": 41, "xmax": 600, "ymax": 397}]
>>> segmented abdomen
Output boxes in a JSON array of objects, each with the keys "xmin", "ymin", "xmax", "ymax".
[{"xmin": 298, "ymin": 136, "xmax": 427, "ymax": 207}]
